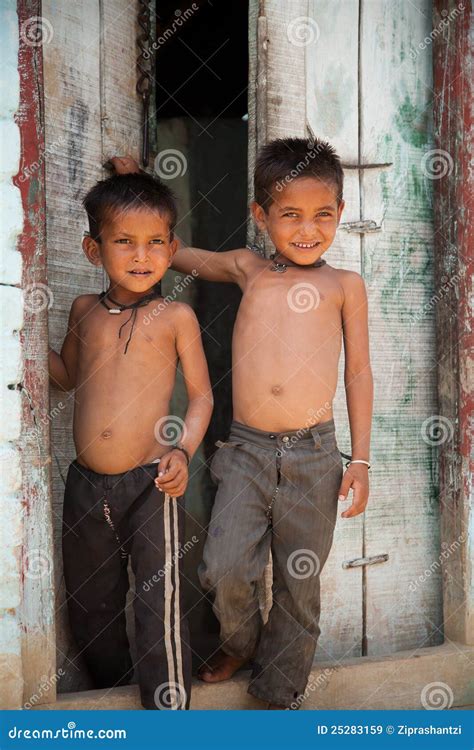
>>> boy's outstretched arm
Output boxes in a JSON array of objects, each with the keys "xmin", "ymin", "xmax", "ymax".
[
  {"xmin": 155, "ymin": 303, "xmax": 213, "ymax": 498},
  {"xmin": 48, "ymin": 298, "xmax": 81, "ymax": 391},
  {"xmin": 109, "ymin": 156, "xmax": 247, "ymax": 284},
  {"xmin": 338, "ymin": 271, "xmax": 373, "ymax": 519}
]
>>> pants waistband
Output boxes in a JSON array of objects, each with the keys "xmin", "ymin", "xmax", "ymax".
[
  {"xmin": 228, "ymin": 418, "xmax": 336, "ymax": 450},
  {"xmin": 71, "ymin": 458, "xmax": 160, "ymax": 486}
]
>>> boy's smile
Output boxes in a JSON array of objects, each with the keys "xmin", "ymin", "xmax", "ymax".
[
  {"xmin": 252, "ymin": 176, "xmax": 344, "ymax": 265},
  {"xmin": 83, "ymin": 207, "xmax": 177, "ymax": 304}
]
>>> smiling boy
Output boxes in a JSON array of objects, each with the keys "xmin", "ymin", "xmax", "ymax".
[
  {"xmin": 48, "ymin": 173, "xmax": 213, "ymax": 709},
  {"xmin": 113, "ymin": 137, "xmax": 373, "ymax": 709}
]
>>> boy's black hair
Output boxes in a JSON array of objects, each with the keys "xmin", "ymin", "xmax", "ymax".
[
  {"xmin": 83, "ymin": 172, "xmax": 177, "ymax": 241},
  {"xmin": 254, "ymin": 137, "xmax": 344, "ymax": 211}
]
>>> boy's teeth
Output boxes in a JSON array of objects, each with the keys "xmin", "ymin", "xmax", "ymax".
[{"xmin": 293, "ymin": 242, "xmax": 319, "ymax": 248}]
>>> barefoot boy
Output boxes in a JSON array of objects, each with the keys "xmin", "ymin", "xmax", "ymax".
[
  {"xmin": 113, "ymin": 137, "xmax": 373, "ymax": 709},
  {"xmin": 49, "ymin": 173, "xmax": 213, "ymax": 709}
]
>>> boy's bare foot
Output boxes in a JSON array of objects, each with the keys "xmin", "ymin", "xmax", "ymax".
[{"xmin": 197, "ymin": 650, "xmax": 247, "ymax": 683}]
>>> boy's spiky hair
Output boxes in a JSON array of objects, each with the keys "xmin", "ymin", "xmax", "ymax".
[
  {"xmin": 254, "ymin": 137, "xmax": 344, "ymax": 210},
  {"xmin": 83, "ymin": 172, "xmax": 177, "ymax": 241}
]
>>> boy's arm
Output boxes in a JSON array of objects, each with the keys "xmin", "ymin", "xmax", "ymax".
[
  {"xmin": 172, "ymin": 239, "xmax": 248, "ymax": 284},
  {"xmin": 48, "ymin": 299, "xmax": 81, "ymax": 391},
  {"xmin": 338, "ymin": 271, "xmax": 373, "ymax": 518},
  {"xmin": 155, "ymin": 304, "xmax": 213, "ymax": 497},
  {"xmin": 108, "ymin": 157, "xmax": 248, "ymax": 284}
]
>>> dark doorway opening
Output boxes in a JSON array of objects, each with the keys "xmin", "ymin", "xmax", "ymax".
[{"xmin": 154, "ymin": 0, "xmax": 249, "ymax": 664}]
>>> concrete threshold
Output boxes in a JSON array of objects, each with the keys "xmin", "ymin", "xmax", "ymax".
[{"xmin": 33, "ymin": 641, "xmax": 474, "ymax": 711}]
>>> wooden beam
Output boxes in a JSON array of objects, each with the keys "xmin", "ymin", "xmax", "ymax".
[
  {"xmin": 432, "ymin": 0, "xmax": 473, "ymax": 645},
  {"xmin": 14, "ymin": 0, "xmax": 56, "ymax": 707}
]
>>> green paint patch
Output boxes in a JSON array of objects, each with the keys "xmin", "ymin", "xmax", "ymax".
[{"xmin": 395, "ymin": 94, "xmax": 430, "ymax": 148}]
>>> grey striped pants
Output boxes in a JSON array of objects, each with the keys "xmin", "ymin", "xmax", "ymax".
[{"xmin": 198, "ymin": 418, "xmax": 343, "ymax": 707}]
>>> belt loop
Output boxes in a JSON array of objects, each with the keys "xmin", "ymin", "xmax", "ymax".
[{"xmin": 310, "ymin": 427, "xmax": 322, "ymax": 449}]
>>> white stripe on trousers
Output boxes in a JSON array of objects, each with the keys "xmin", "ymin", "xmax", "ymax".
[{"xmin": 163, "ymin": 493, "xmax": 185, "ymax": 709}]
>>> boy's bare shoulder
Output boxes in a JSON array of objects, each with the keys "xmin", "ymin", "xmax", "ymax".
[
  {"xmin": 69, "ymin": 293, "xmax": 99, "ymax": 318},
  {"xmin": 332, "ymin": 267, "xmax": 368, "ymax": 303},
  {"xmin": 162, "ymin": 300, "xmax": 199, "ymax": 328}
]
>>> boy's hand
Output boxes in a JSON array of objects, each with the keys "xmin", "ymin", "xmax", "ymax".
[
  {"xmin": 338, "ymin": 464, "xmax": 369, "ymax": 518},
  {"xmin": 109, "ymin": 156, "xmax": 141, "ymax": 174},
  {"xmin": 154, "ymin": 449, "xmax": 189, "ymax": 498}
]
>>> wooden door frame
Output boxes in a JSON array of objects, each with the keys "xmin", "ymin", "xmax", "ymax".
[{"xmin": 11, "ymin": 0, "xmax": 472, "ymax": 709}]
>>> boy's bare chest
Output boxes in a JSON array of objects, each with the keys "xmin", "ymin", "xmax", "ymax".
[
  {"xmin": 236, "ymin": 270, "xmax": 342, "ymax": 334},
  {"xmin": 77, "ymin": 307, "xmax": 177, "ymax": 370}
]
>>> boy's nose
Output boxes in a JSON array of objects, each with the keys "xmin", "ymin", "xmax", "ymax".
[{"xmin": 134, "ymin": 246, "xmax": 149, "ymax": 260}]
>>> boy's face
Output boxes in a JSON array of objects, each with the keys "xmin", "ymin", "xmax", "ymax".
[
  {"xmin": 251, "ymin": 177, "xmax": 344, "ymax": 264},
  {"xmin": 83, "ymin": 206, "xmax": 176, "ymax": 297}
]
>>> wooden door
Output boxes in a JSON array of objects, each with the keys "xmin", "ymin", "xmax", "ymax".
[{"xmin": 249, "ymin": 0, "xmax": 442, "ymax": 661}]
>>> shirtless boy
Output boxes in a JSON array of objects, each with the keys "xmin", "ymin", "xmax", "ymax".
[
  {"xmin": 48, "ymin": 172, "xmax": 213, "ymax": 710},
  {"xmin": 113, "ymin": 136, "xmax": 373, "ymax": 709}
]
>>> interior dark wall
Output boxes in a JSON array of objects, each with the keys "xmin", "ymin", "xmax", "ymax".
[{"xmin": 155, "ymin": 0, "xmax": 248, "ymax": 118}]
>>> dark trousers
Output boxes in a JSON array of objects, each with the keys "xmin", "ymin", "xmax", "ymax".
[
  {"xmin": 199, "ymin": 418, "xmax": 343, "ymax": 707},
  {"xmin": 62, "ymin": 459, "xmax": 191, "ymax": 710}
]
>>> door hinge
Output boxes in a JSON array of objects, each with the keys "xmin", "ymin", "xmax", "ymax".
[
  {"xmin": 339, "ymin": 220, "xmax": 383, "ymax": 234},
  {"xmin": 342, "ymin": 553, "xmax": 389, "ymax": 569}
]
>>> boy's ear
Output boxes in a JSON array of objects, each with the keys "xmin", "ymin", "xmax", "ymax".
[
  {"xmin": 82, "ymin": 235, "xmax": 103, "ymax": 267},
  {"xmin": 168, "ymin": 237, "xmax": 178, "ymax": 265},
  {"xmin": 336, "ymin": 199, "xmax": 345, "ymax": 225},
  {"xmin": 250, "ymin": 201, "xmax": 268, "ymax": 232}
]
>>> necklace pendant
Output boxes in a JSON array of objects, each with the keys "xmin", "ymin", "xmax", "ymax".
[
  {"xmin": 271, "ymin": 262, "xmax": 288, "ymax": 273},
  {"xmin": 109, "ymin": 308, "xmax": 122, "ymax": 314}
]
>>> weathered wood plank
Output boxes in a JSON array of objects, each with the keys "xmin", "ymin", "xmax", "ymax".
[
  {"xmin": 307, "ymin": 0, "xmax": 364, "ymax": 662},
  {"xmin": 15, "ymin": 0, "xmax": 56, "ymax": 708},
  {"xmin": 42, "ymin": 0, "xmax": 142, "ymax": 691},
  {"xmin": 432, "ymin": 0, "xmax": 473, "ymax": 645},
  {"xmin": 360, "ymin": 0, "xmax": 441, "ymax": 654}
]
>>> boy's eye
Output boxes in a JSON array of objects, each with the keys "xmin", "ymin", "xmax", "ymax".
[
  {"xmin": 282, "ymin": 212, "xmax": 299, "ymax": 218},
  {"xmin": 115, "ymin": 238, "xmax": 131, "ymax": 244},
  {"xmin": 150, "ymin": 239, "xmax": 164, "ymax": 244}
]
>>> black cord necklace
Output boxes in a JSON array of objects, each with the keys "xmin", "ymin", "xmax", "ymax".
[
  {"xmin": 270, "ymin": 256, "xmax": 326, "ymax": 273},
  {"xmin": 99, "ymin": 282, "xmax": 161, "ymax": 354}
]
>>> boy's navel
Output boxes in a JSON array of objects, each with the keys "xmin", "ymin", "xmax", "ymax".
[
  {"xmin": 271, "ymin": 384, "xmax": 282, "ymax": 396},
  {"xmin": 101, "ymin": 430, "xmax": 113, "ymax": 440}
]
